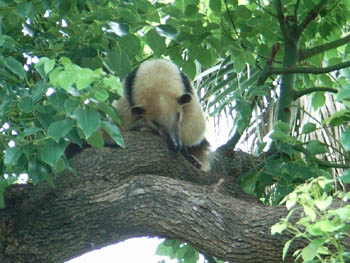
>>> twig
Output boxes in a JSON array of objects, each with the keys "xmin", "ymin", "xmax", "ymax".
[
  {"xmin": 224, "ymin": 0, "xmax": 239, "ymax": 39},
  {"xmin": 294, "ymin": 87, "xmax": 338, "ymax": 99},
  {"xmin": 297, "ymin": 0, "xmax": 327, "ymax": 36}
]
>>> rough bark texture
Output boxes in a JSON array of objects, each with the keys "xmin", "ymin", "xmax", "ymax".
[{"xmin": 0, "ymin": 131, "xmax": 347, "ymax": 263}]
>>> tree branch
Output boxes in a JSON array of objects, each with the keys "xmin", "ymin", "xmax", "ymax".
[
  {"xmin": 274, "ymin": 0, "xmax": 288, "ymax": 40},
  {"xmin": 297, "ymin": 0, "xmax": 327, "ymax": 36},
  {"xmin": 253, "ymin": 0, "xmax": 276, "ymax": 18},
  {"xmin": 224, "ymin": 0, "xmax": 239, "ymax": 39},
  {"xmin": 0, "ymin": 132, "xmax": 292, "ymax": 263},
  {"xmin": 300, "ymin": 35, "xmax": 350, "ymax": 61},
  {"xmin": 294, "ymin": 0, "xmax": 301, "ymax": 17},
  {"xmin": 270, "ymin": 60, "xmax": 350, "ymax": 75},
  {"xmin": 293, "ymin": 145, "xmax": 350, "ymax": 169},
  {"xmin": 294, "ymin": 87, "xmax": 338, "ymax": 99}
]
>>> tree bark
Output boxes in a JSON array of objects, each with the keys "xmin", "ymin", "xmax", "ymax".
[{"xmin": 0, "ymin": 131, "xmax": 347, "ymax": 263}]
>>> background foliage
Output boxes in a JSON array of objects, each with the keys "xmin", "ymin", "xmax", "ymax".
[{"xmin": 1, "ymin": 0, "xmax": 350, "ymax": 262}]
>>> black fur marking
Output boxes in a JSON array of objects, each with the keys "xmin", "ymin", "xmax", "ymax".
[
  {"xmin": 124, "ymin": 67, "xmax": 139, "ymax": 106},
  {"xmin": 180, "ymin": 72, "xmax": 193, "ymax": 94},
  {"xmin": 182, "ymin": 138, "xmax": 210, "ymax": 154}
]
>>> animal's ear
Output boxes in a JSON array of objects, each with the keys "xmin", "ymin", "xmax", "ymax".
[
  {"xmin": 130, "ymin": 106, "xmax": 146, "ymax": 116},
  {"xmin": 178, "ymin": 93, "xmax": 192, "ymax": 105}
]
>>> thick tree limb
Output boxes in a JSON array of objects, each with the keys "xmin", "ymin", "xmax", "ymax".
[
  {"xmin": 0, "ymin": 132, "xmax": 349, "ymax": 263},
  {"xmin": 300, "ymin": 35, "xmax": 350, "ymax": 61},
  {"xmin": 270, "ymin": 60, "xmax": 350, "ymax": 75}
]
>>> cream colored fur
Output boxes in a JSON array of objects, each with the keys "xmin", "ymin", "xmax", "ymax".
[{"xmin": 114, "ymin": 59, "xmax": 209, "ymax": 170}]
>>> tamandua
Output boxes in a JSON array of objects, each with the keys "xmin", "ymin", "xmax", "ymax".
[{"xmin": 114, "ymin": 59, "xmax": 211, "ymax": 171}]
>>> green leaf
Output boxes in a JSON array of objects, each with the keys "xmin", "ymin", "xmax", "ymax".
[
  {"xmin": 156, "ymin": 242, "xmax": 171, "ymax": 256},
  {"xmin": 234, "ymin": 54, "xmax": 246, "ymax": 73},
  {"xmin": 274, "ymin": 121, "xmax": 290, "ymax": 133},
  {"xmin": 311, "ymin": 92, "xmax": 325, "ymax": 110},
  {"xmin": 76, "ymin": 68, "xmax": 94, "ymax": 90},
  {"xmin": 155, "ymin": 25, "xmax": 178, "ymax": 40},
  {"xmin": 48, "ymin": 90, "xmax": 68, "ymax": 112},
  {"xmin": 184, "ymin": 4, "xmax": 198, "ymax": 16},
  {"xmin": 302, "ymin": 238, "xmax": 326, "ymax": 261},
  {"xmin": 183, "ymin": 60, "xmax": 196, "ymax": 80},
  {"xmin": 270, "ymin": 130, "xmax": 289, "ymax": 141},
  {"xmin": 306, "ymin": 140, "xmax": 328, "ymax": 155},
  {"xmin": 145, "ymin": 29, "xmax": 166, "ymax": 55},
  {"xmin": 3, "ymin": 56, "xmax": 26, "ymax": 79},
  {"xmin": 319, "ymin": 220, "xmax": 342, "ymax": 232},
  {"xmin": 241, "ymin": 171, "xmax": 258, "ymax": 194},
  {"xmin": 209, "ymin": 0, "xmax": 221, "ymax": 12},
  {"xmin": 49, "ymin": 67, "xmax": 63, "ymax": 87},
  {"xmin": 302, "ymin": 122, "xmax": 316, "ymax": 134},
  {"xmin": 282, "ymin": 239, "xmax": 294, "ymax": 260},
  {"xmin": 96, "ymin": 102, "xmax": 121, "ymax": 126},
  {"xmin": 304, "ymin": 206, "xmax": 316, "ymax": 222},
  {"xmin": 339, "ymin": 170, "xmax": 350, "ymax": 184},
  {"xmin": 322, "ymin": 109, "xmax": 350, "ymax": 127},
  {"xmin": 35, "ymin": 57, "xmax": 49, "ymax": 68},
  {"xmin": 329, "ymin": 206, "xmax": 350, "ymax": 221},
  {"xmin": 119, "ymin": 34, "xmax": 141, "ymax": 58},
  {"xmin": 101, "ymin": 121, "xmax": 125, "ymax": 148},
  {"xmin": 314, "ymin": 196, "xmax": 332, "ymax": 211},
  {"xmin": 58, "ymin": 69, "xmax": 77, "ymax": 91},
  {"xmin": 103, "ymin": 75, "xmax": 123, "ymax": 96},
  {"xmin": 73, "ymin": 107, "xmax": 101, "ymax": 139},
  {"xmin": 271, "ymin": 222, "xmax": 287, "ymax": 235},
  {"xmin": 87, "ymin": 130, "xmax": 104, "ymax": 148},
  {"xmin": 106, "ymin": 49, "xmax": 131, "ymax": 81},
  {"xmin": 40, "ymin": 139, "xmax": 66, "ymax": 167},
  {"xmin": 94, "ymin": 88, "xmax": 109, "ymax": 102},
  {"xmin": 337, "ymin": 86, "xmax": 350, "ymax": 102},
  {"xmin": 64, "ymin": 98, "xmax": 80, "ymax": 116},
  {"xmin": 4, "ymin": 147, "xmax": 23, "ymax": 166},
  {"xmin": 183, "ymin": 0, "xmax": 199, "ymax": 7},
  {"xmin": 44, "ymin": 59, "xmax": 55, "ymax": 74},
  {"xmin": 60, "ymin": 57, "xmax": 72, "ymax": 67},
  {"xmin": 340, "ymin": 129, "xmax": 350, "ymax": 150},
  {"xmin": 17, "ymin": 2, "xmax": 35, "ymax": 18},
  {"xmin": 47, "ymin": 118, "xmax": 74, "ymax": 142},
  {"xmin": 32, "ymin": 82, "xmax": 49, "ymax": 103},
  {"xmin": 19, "ymin": 96, "xmax": 36, "ymax": 113}
]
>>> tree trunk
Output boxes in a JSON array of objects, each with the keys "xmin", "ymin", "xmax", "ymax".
[{"xmin": 0, "ymin": 131, "xmax": 347, "ymax": 263}]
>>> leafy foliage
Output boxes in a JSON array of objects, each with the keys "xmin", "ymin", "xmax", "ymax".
[
  {"xmin": 272, "ymin": 176, "xmax": 350, "ymax": 263},
  {"xmin": 1, "ymin": 0, "xmax": 350, "ymax": 262}
]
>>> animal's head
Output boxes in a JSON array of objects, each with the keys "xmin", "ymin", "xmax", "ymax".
[
  {"xmin": 124, "ymin": 59, "xmax": 195, "ymax": 151},
  {"xmin": 130, "ymin": 92, "xmax": 192, "ymax": 151}
]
